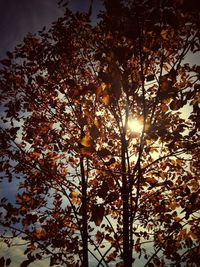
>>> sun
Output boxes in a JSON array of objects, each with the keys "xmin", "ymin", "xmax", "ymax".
[{"xmin": 127, "ymin": 118, "xmax": 143, "ymax": 133}]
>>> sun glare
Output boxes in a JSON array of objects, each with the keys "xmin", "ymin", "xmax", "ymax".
[{"xmin": 128, "ymin": 118, "xmax": 143, "ymax": 133}]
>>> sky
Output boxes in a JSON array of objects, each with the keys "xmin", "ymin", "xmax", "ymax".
[{"xmin": 0, "ymin": 0, "xmax": 101, "ymax": 60}]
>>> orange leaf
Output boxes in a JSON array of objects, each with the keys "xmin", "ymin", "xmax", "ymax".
[
  {"xmin": 102, "ymin": 95, "xmax": 110, "ymax": 105},
  {"xmin": 146, "ymin": 177, "xmax": 158, "ymax": 185},
  {"xmin": 16, "ymin": 193, "xmax": 32, "ymax": 204},
  {"xmin": 69, "ymin": 191, "xmax": 80, "ymax": 204},
  {"xmin": 80, "ymin": 134, "xmax": 92, "ymax": 147},
  {"xmin": 70, "ymin": 191, "xmax": 79, "ymax": 198},
  {"xmin": 161, "ymin": 30, "xmax": 167, "ymax": 40},
  {"xmin": 35, "ymin": 228, "xmax": 47, "ymax": 240},
  {"xmin": 161, "ymin": 103, "xmax": 168, "ymax": 113}
]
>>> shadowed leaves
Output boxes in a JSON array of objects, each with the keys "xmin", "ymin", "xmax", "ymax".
[{"xmin": 91, "ymin": 204, "xmax": 105, "ymax": 226}]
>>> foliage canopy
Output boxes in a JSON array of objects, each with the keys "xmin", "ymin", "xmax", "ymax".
[{"xmin": 0, "ymin": 0, "xmax": 200, "ymax": 266}]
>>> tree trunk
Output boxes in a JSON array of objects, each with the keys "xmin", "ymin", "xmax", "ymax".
[
  {"xmin": 80, "ymin": 157, "xmax": 89, "ymax": 267},
  {"xmin": 121, "ymin": 133, "xmax": 132, "ymax": 267}
]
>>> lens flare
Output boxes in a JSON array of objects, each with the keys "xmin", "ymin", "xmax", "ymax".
[{"xmin": 128, "ymin": 118, "xmax": 143, "ymax": 133}]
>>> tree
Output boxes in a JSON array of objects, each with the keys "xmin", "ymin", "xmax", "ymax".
[{"xmin": 0, "ymin": 0, "xmax": 200, "ymax": 266}]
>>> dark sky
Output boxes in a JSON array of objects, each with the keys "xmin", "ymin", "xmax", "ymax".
[{"xmin": 0, "ymin": 0, "xmax": 101, "ymax": 59}]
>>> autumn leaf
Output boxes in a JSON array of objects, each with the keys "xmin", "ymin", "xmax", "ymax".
[
  {"xmin": 70, "ymin": 191, "xmax": 79, "ymax": 198},
  {"xmin": 102, "ymin": 94, "xmax": 110, "ymax": 105},
  {"xmin": 161, "ymin": 103, "xmax": 169, "ymax": 113},
  {"xmin": 69, "ymin": 191, "xmax": 80, "ymax": 204},
  {"xmin": 80, "ymin": 134, "xmax": 92, "ymax": 147},
  {"xmin": 97, "ymin": 148, "xmax": 112, "ymax": 158},
  {"xmin": 153, "ymin": 257, "xmax": 161, "ymax": 266},
  {"xmin": 91, "ymin": 204, "xmax": 105, "ymax": 226},
  {"xmin": 100, "ymin": 82, "xmax": 108, "ymax": 91},
  {"xmin": 169, "ymin": 99, "xmax": 183, "ymax": 110},
  {"xmin": 146, "ymin": 177, "xmax": 158, "ymax": 185},
  {"xmin": 159, "ymin": 75, "xmax": 171, "ymax": 92},
  {"xmin": 97, "ymin": 181, "xmax": 109, "ymax": 198},
  {"xmin": 90, "ymin": 124, "xmax": 100, "ymax": 139},
  {"xmin": 32, "ymin": 151, "xmax": 41, "ymax": 158},
  {"xmin": 161, "ymin": 29, "xmax": 174, "ymax": 40},
  {"xmin": 80, "ymin": 146, "xmax": 94, "ymax": 156},
  {"xmin": 6, "ymin": 258, "xmax": 11, "ymax": 266},
  {"xmin": 34, "ymin": 228, "xmax": 47, "ymax": 240},
  {"xmin": 116, "ymin": 262, "xmax": 124, "ymax": 267},
  {"xmin": 96, "ymin": 82, "xmax": 111, "ymax": 98},
  {"xmin": 135, "ymin": 237, "xmax": 141, "ymax": 253},
  {"xmin": 146, "ymin": 74, "xmax": 155, "ymax": 82},
  {"xmin": 16, "ymin": 193, "xmax": 32, "ymax": 204},
  {"xmin": 106, "ymin": 192, "xmax": 119, "ymax": 203},
  {"xmin": 105, "ymin": 157, "xmax": 115, "ymax": 166},
  {"xmin": 20, "ymin": 257, "xmax": 35, "ymax": 267},
  {"xmin": 0, "ymin": 257, "xmax": 5, "ymax": 267},
  {"xmin": 161, "ymin": 29, "xmax": 168, "ymax": 40},
  {"xmin": 0, "ymin": 59, "xmax": 11, "ymax": 66}
]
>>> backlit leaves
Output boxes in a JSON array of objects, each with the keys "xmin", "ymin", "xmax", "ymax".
[
  {"xmin": 69, "ymin": 191, "xmax": 81, "ymax": 205},
  {"xmin": 16, "ymin": 193, "xmax": 32, "ymax": 204},
  {"xmin": 0, "ymin": 0, "xmax": 199, "ymax": 266},
  {"xmin": 160, "ymin": 29, "xmax": 174, "ymax": 40},
  {"xmin": 146, "ymin": 177, "xmax": 158, "ymax": 186},
  {"xmin": 34, "ymin": 228, "xmax": 47, "ymax": 240},
  {"xmin": 102, "ymin": 94, "xmax": 110, "ymax": 105}
]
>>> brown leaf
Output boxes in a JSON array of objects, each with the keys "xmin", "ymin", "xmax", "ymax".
[
  {"xmin": 146, "ymin": 74, "xmax": 155, "ymax": 82},
  {"xmin": 0, "ymin": 59, "xmax": 11, "ymax": 66},
  {"xmin": 161, "ymin": 103, "xmax": 168, "ymax": 113},
  {"xmin": 97, "ymin": 148, "xmax": 112, "ymax": 158},
  {"xmin": 116, "ymin": 261, "xmax": 124, "ymax": 267},
  {"xmin": 105, "ymin": 157, "xmax": 116, "ymax": 166},
  {"xmin": 80, "ymin": 146, "xmax": 94, "ymax": 156},
  {"xmin": 169, "ymin": 99, "xmax": 183, "ymax": 110},
  {"xmin": 20, "ymin": 257, "xmax": 35, "ymax": 267},
  {"xmin": 0, "ymin": 257, "xmax": 5, "ymax": 267},
  {"xmin": 90, "ymin": 125, "xmax": 100, "ymax": 139},
  {"xmin": 6, "ymin": 258, "xmax": 11, "ymax": 266},
  {"xmin": 97, "ymin": 181, "xmax": 109, "ymax": 198},
  {"xmin": 153, "ymin": 257, "xmax": 161, "ymax": 266},
  {"xmin": 146, "ymin": 177, "xmax": 158, "ymax": 185},
  {"xmin": 34, "ymin": 228, "xmax": 47, "ymax": 240},
  {"xmin": 135, "ymin": 237, "xmax": 141, "ymax": 253},
  {"xmin": 91, "ymin": 204, "xmax": 105, "ymax": 226}
]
